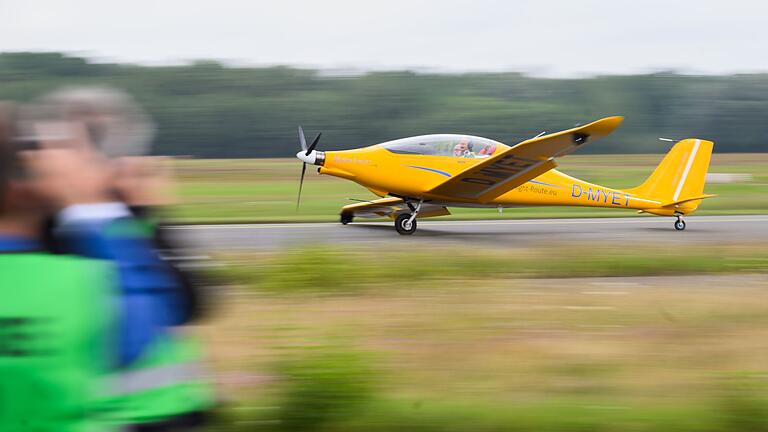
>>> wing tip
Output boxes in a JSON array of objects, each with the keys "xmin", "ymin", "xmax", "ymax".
[
  {"xmin": 597, "ymin": 115, "xmax": 624, "ymax": 126},
  {"xmin": 583, "ymin": 115, "xmax": 624, "ymax": 136}
]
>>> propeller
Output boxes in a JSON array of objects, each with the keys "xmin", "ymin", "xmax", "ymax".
[{"xmin": 296, "ymin": 126, "xmax": 322, "ymax": 210}]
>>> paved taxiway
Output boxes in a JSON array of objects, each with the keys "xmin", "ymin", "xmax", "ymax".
[{"xmin": 171, "ymin": 215, "xmax": 768, "ymax": 250}]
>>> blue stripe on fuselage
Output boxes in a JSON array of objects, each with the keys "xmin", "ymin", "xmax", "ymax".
[
  {"xmin": 528, "ymin": 180, "xmax": 562, "ymax": 188},
  {"xmin": 407, "ymin": 166, "xmax": 452, "ymax": 177}
]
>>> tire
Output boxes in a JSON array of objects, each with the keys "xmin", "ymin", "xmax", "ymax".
[
  {"xmin": 395, "ymin": 213, "xmax": 417, "ymax": 235},
  {"xmin": 674, "ymin": 219, "xmax": 686, "ymax": 231},
  {"xmin": 340, "ymin": 214, "xmax": 353, "ymax": 225}
]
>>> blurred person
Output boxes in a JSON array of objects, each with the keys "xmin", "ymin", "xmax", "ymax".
[
  {"xmin": 24, "ymin": 87, "xmax": 217, "ymax": 431},
  {"xmin": 0, "ymin": 103, "xmax": 117, "ymax": 431},
  {"xmin": 1, "ymin": 99, "xmax": 214, "ymax": 430},
  {"xmin": 31, "ymin": 86, "xmax": 213, "ymax": 323}
]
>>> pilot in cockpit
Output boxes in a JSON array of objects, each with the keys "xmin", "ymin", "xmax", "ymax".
[
  {"xmin": 453, "ymin": 138, "xmax": 475, "ymax": 158},
  {"xmin": 478, "ymin": 142, "xmax": 497, "ymax": 157}
]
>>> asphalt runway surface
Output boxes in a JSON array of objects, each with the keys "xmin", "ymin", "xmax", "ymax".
[{"xmin": 172, "ymin": 215, "xmax": 768, "ymax": 251}]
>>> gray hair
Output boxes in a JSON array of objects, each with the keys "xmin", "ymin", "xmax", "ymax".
[{"xmin": 28, "ymin": 86, "xmax": 155, "ymax": 157}]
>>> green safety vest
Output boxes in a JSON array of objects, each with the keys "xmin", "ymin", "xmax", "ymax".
[
  {"xmin": 103, "ymin": 331, "xmax": 214, "ymax": 426},
  {"xmin": 0, "ymin": 253, "xmax": 114, "ymax": 432}
]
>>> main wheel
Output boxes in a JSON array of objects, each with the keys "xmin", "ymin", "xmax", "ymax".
[
  {"xmin": 395, "ymin": 213, "xmax": 417, "ymax": 235},
  {"xmin": 340, "ymin": 214, "xmax": 353, "ymax": 225},
  {"xmin": 674, "ymin": 219, "xmax": 686, "ymax": 231}
]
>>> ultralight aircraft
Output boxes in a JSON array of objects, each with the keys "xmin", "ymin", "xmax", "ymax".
[{"xmin": 295, "ymin": 117, "xmax": 715, "ymax": 235}]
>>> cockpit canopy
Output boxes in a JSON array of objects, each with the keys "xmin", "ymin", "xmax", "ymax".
[{"xmin": 380, "ymin": 134, "xmax": 501, "ymax": 158}]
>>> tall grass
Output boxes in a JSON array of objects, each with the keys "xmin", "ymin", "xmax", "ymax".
[
  {"xmin": 217, "ymin": 244, "xmax": 768, "ymax": 294},
  {"xmin": 212, "ymin": 346, "xmax": 768, "ymax": 432},
  {"xmin": 202, "ymin": 243, "xmax": 768, "ymax": 431}
]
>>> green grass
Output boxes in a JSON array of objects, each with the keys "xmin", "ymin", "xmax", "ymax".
[
  {"xmin": 172, "ymin": 154, "xmax": 768, "ymax": 223},
  {"xmin": 200, "ymin": 242, "xmax": 768, "ymax": 431},
  {"xmin": 219, "ymin": 395, "xmax": 768, "ymax": 432},
  {"xmin": 217, "ymin": 243, "xmax": 768, "ymax": 295}
]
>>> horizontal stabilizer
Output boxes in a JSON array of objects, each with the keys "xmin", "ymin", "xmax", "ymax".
[{"xmin": 661, "ymin": 194, "xmax": 718, "ymax": 207}]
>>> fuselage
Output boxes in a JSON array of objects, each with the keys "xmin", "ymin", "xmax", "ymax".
[{"xmin": 314, "ymin": 134, "xmax": 664, "ymax": 212}]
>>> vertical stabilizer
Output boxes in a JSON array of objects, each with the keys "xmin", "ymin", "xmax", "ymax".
[{"xmin": 624, "ymin": 139, "xmax": 714, "ymax": 213}]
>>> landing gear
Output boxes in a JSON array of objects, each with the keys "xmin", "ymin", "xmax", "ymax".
[
  {"xmin": 340, "ymin": 213, "xmax": 353, "ymax": 225},
  {"xmin": 395, "ymin": 213, "xmax": 417, "ymax": 235},
  {"xmin": 395, "ymin": 199, "xmax": 423, "ymax": 235},
  {"xmin": 674, "ymin": 214, "xmax": 686, "ymax": 231}
]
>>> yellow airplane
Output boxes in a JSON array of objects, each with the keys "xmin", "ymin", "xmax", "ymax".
[{"xmin": 295, "ymin": 117, "xmax": 715, "ymax": 235}]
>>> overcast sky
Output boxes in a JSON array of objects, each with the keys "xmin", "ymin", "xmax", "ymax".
[{"xmin": 1, "ymin": 0, "xmax": 766, "ymax": 77}]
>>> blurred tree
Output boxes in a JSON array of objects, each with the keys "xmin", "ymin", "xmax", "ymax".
[{"xmin": 0, "ymin": 52, "xmax": 765, "ymax": 157}]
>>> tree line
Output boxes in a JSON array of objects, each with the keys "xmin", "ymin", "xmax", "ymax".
[{"xmin": 0, "ymin": 52, "xmax": 766, "ymax": 157}]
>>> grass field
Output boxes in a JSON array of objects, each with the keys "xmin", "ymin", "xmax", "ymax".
[
  {"xmin": 200, "ymin": 243, "xmax": 768, "ymax": 431},
  {"xmin": 172, "ymin": 154, "xmax": 768, "ymax": 223},
  {"xmin": 172, "ymin": 153, "xmax": 768, "ymax": 430}
]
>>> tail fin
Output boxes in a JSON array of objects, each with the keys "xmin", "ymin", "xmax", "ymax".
[{"xmin": 625, "ymin": 139, "xmax": 714, "ymax": 214}]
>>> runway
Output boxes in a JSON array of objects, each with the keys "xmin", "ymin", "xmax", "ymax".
[{"xmin": 171, "ymin": 215, "xmax": 768, "ymax": 250}]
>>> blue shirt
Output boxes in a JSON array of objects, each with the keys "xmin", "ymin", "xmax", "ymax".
[{"xmin": 0, "ymin": 236, "xmax": 41, "ymax": 252}]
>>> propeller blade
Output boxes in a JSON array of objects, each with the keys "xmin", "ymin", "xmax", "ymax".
[
  {"xmin": 297, "ymin": 127, "xmax": 321, "ymax": 210},
  {"xmin": 306, "ymin": 132, "xmax": 322, "ymax": 155},
  {"xmin": 296, "ymin": 162, "xmax": 307, "ymax": 210},
  {"xmin": 298, "ymin": 126, "xmax": 307, "ymax": 152}
]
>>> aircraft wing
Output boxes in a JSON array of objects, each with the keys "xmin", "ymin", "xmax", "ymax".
[
  {"xmin": 428, "ymin": 116, "xmax": 624, "ymax": 203},
  {"xmin": 341, "ymin": 197, "xmax": 450, "ymax": 219}
]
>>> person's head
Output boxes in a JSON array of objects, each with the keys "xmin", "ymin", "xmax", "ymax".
[
  {"xmin": 453, "ymin": 138, "xmax": 473, "ymax": 156},
  {"xmin": 479, "ymin": 143, "xmax": 496, "ymax": 156},
  {"xmin": 27, "ymin": 87, "xmax": 172, "ymax": 208},
  {"xmin": 1, "ymin": 97, "xmax": 132, "ymax": 237},
  {"xmin": 453, "ymin": 140, "xmax": 468, "ymax": 156}
]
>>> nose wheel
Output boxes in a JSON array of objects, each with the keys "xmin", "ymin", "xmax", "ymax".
[{"xmin": 674, "ymin": 214, "xmax": 686, "ymax": 231}]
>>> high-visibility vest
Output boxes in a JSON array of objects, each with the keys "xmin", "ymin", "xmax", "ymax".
[
  {"xmin": 0, "ymin": 253, "xmax": 115, "ymax": 432},
  {"xmin": 102, "ymin": 331, "xmax": 214, "ymax": 426}
]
